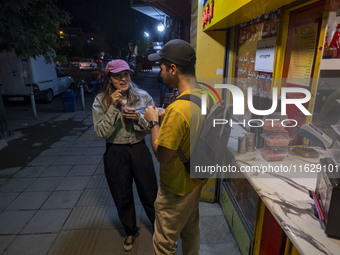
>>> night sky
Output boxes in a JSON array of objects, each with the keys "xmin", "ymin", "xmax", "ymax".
[{"xmin": 57, "ymin": 0, "xmax": 161, "ymax": 51}]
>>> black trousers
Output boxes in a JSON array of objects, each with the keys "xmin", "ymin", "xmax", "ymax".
[{"xmin": 103, "ymin": 140, "xmax": 158, "ymax": 235}]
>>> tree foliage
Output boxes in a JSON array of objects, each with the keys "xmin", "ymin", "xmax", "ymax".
[{"xmin": 0, "ymin": 0, "xmax": 70, "ymax": 61}]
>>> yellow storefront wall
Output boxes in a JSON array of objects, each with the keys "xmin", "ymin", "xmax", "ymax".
[
  {"xmin": 195, "ymin": 2, "xmax": 226, "ymax": 79},
  {"xmin": 203, "ymin": 0, "xmax": 298, "ymax": 31},
  {"xmin": 192, "ymin": 1, "xmax": 226, "ymax": 202}
]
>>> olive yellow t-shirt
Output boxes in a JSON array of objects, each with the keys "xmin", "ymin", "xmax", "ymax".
[{"xmin": 155, "ymin": 89, "xmax": 206, "ymax": 196}]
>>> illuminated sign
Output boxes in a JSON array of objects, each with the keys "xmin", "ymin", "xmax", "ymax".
[{"xmin": 202, "ymin": 1, "xmax": 214, "ymax": 28}]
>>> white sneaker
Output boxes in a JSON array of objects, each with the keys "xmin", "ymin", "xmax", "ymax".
[{"xmin": 123, "ymin": 232, "xmax": 139, "ymax": 252}]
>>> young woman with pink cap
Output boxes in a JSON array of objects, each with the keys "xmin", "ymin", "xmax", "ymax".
[{"xmin": 92, "ymin": 59, "xmax": 157, "ymax": 252}]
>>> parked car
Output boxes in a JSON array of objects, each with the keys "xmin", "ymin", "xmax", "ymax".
[
  {"xmin": 68, "ymin": 58, "xmax": 80, "ymax": 68},
  {"xmin": 0, "ymin": 51, "xmax": 74, "ymax": 103},
  {"xmin": 78, "ymin": 58, "xmax": 98, "ymax": 70}
]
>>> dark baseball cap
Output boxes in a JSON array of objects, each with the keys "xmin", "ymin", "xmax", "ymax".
[{"xmin": 148, "ymin": 39, "xmax": 196, "ymax": 66}]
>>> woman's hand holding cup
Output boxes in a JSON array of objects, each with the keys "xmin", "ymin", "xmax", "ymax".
[
  {"xmin": 122, "ymin": 107, "xmax": 140, "ymax": 120},
  {"xmin": 111, "ymin": 90, "xmax": 122, "ymax": 106}
]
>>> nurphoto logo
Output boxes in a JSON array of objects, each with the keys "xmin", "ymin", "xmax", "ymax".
[{"xmin": 199, "ymin": 83, "xmax": 312, "ymax": 129}]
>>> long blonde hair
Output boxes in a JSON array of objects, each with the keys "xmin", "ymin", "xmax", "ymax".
[{"xmin": 101, "ymin": 73, "xmax": 141, "ymax": 108}]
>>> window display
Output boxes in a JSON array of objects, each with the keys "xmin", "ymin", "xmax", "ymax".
[{"xmin": 233, "ymin": 9, "xmax": 280, "ymax": 125}]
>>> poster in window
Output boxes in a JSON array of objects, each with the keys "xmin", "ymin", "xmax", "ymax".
[{"xmin": 287, "ymin": 23, "xmax": 318, "ymax": 87}]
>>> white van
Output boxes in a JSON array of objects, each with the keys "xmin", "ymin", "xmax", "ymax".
[{"xmin": 0, "ymin": 51, "xmax": 74, "ymax": 103}]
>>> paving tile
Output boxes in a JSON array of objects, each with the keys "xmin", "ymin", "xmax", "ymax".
[
  {"xmin": 107, "ymin": 197, "xmax": 115, "ymax": 207},
  {"xmin": 39, "ymin": 148, "xmax": 65, "ymax": 156},
  {"xmin": 82, "ymin": 129, "xmax": 97, "ymax": 136},
  {"xmin": 101, "ymin": 204, "xmax": 144, "ymax": 230},
  {"xmin": 76, "ymin": 155, "xmax": 103, "ymax": 165},
  {"xmin": 7, "ymin": 191, "xmax": 51, "ymax": 210},
  {"xmin": 63, "ymin": 206, "xmax": 106, "ymax": 230},
  {"xmin": 87, "ymin": 174, "xmax": 108, "ymax": 188},
  {"xmin": 101, "ymin": 206, "xmax": 124, "ymax": 230},
  {"xmin": 199, "ymin": 242, "xmax": 241, "ymax": 255},
  {"xmin": 76, "ymin": 188, "xmax": 111, "ymax": 207},
  {"xmin": 78, "ymin": 135, "xmax": 97, "ymax": 142},
  {"xmin": 50, "ymin": 141, "xmax": 73, "ymax": 148},
  {"xmin": 0, "ymin": 192, "xmax": 19, "ymax": 211},
  {"xmin": 60, "ymin": 135, "xmax": 79, "ymax": 142},
  {"xmin": 199, "ymin": 201, "xmax": 224, "ymax": 216},
  {"xmin": 0, "ymin": 178, "xmax": 35, "ymax": 192},
  {"xmin": 41, "ymin": 190, "xmax": 83, "ymax": 209},
  {"xmin": 3, "ymin": 233, "xmax": 57, "ymax": 255},
  {"xmin": 13, "ymin": 166, "xmax": 47, "ymax": 178},
  {"xmin": 91, "ymin": 140, "xmax": 106, "ymax": 147},
  {"xmin": 91, "ymin": 228, "xmax": 132, "ymax": 255},
  {"xmin": 67, "ymin": 164, "xmax": 97, "ymax": 176},
  {"xmin": 40, "ymin": 165, "xmax": 73, "ymax": 177},
  {"xmin": 52, "ymin": 155, "xmax": 82, "ymax": 165},
  {"xmin": 0, "ymin": 167, "xmax": 21, "ymax": 178},
  {"xmin": 199, "ymin": 215, "xmax": 233, "ymax": 244},
  {"xmin": 0, "ymin": 235, "xmax": 16, "ymax": 254},
  {"xmin": 176, "ymin": 239, "xmax": 183, "ymax": 255},
  {"xmin": 29, "ymin": 155, "xmax": 59, "ymax": 166},
  {"xmin": 69, "ymin": 141, "xmax": 94, "ymax": 148},
  {"xmin": 25, "ymin": 177, "xmax": 63, "ymax": 191},
  {"xmin": 0, "ymin": 210, "xmax": 36, "ymax": 234},
  {"xmin": 21, "ymin": 209, "xmax": 71, "ymax": 234},
  {"xmin": 56, "ymin": 176, "xmax": 91, "ymax": 191},
  {"xmin": 94, "ymin": 163, "xmax": 105, "ymax": 175},
  {"xmin": 48, "ymin": 229, "xmax": 101, "ymax": 255},
  {"xmin": 82, "ymin": 147, "xmax": 105, "ymax": 155},
  {"xmin": 61, "ymin": 147, "xmax": 86, "ymax": 156},
  {"xmin": 136, "ymin": 227, "xmax": 154, "ymax": 255}
]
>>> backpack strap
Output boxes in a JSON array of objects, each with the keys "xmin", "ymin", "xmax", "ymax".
[
  {"xmin": 177, "ymin": 146, "xmax": 190, "ymax": 172},
  {"xmin": 175, "ymin": 93, "xmax": 212, "ymax": 175},
  {"xmin": 176, "ymin": 93, "xmax": 214, "ymax": 109},
  {"xmin": 176, "ymin": 94, "xmax": 201, "ymax": 108}
]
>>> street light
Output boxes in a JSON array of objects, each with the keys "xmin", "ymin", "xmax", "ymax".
[
  {"xmin": 157, "ymin": 23, "xmax": 165, "ymax": 32},
  {"xmin": 144, "ymin": 31, "xmax": 150, "ymax": 38}
]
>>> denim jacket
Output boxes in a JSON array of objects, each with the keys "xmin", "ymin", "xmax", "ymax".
[{"xmin": 92, "ymin": 88, "xmax": 153, "ymax": 144}]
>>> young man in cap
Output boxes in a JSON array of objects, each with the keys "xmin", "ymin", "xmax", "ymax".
[{"xmin": 145, "ymin": 39, "xmax": 207, "ymax": 255}]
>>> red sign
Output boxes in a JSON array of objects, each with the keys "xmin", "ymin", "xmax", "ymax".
[{"xmin": 202, "ymin": 1, "xmax": 214, "ymax": 28}]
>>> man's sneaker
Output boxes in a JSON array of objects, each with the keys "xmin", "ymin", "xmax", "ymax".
[{"xmin": 123, "ymin": 232, "xmax": 139, "ymax": 252}]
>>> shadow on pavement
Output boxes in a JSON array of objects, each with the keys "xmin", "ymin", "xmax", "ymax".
[{"xmin": 0, "ymin": 118, "xmax": 87, "ymax": 170}]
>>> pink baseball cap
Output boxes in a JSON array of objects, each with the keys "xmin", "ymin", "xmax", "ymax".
[{"xmin": 105, "ymin": 59, "xmax": 131, "ymax": 75}]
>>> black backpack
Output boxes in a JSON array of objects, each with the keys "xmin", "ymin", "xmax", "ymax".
[{"xmin": 176, "ymin": 94, "xmax": 232, "ymax": 179}]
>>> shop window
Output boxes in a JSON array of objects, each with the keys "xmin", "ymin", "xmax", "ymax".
[
  {"xmin": 233, "ymin": 9, "xmax": 280, "ymax": 125},
  {"xmin": 311, "ymin": 8, "xmax": 340, "ymax": 154}
]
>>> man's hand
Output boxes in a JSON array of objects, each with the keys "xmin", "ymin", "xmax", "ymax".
[
  {"xmin": 157, "ymin": 108, "xmax": 166, "ymax": 121},
  {"xmin": 144, "ymin": 106, "xmax": 159, "ymax": 122}
]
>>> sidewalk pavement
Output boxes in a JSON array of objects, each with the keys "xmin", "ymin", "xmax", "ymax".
[{"xmin": 0, "ymin": 71, "xmax": 241, "ymax": 255}]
